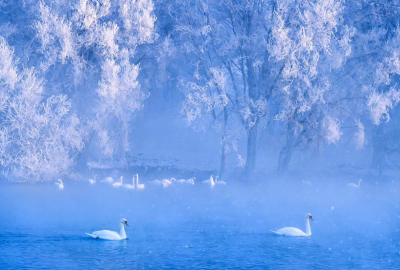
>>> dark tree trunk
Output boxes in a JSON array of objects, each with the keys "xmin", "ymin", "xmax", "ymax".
[
  {"xmin": 219, "ymin": 141, "xmax": 226, "ymax": 179},
  {"xmin": 75, "ymin": 132, "xmax": 95, "ymax": 173},
  {"xmin": 278, "ymin": 121, "xmax": 296, "ymax": 174},
  {"xmin": 241, "ymin": 121, "xmax": 259, "ymax": 181},
  {"xmin": 219, "ymin": 108, "xmax": 229, "ymax": 179}
]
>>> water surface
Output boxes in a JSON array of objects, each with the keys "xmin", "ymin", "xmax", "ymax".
[{"xmin": 0, "ymin": 178, "xmax": 399, "ymax": 269}]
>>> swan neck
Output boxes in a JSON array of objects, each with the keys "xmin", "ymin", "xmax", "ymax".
[
  {"xmin": 305, "ymin": 218, "xmax": 311, "ymax": 236},
  {"xmin": 120, "ymin": 223, "xmax": 126, "ymax": 239},
  {"xmin": 136, "ymin": 175, "xmax": 139, "ymax": 186}
]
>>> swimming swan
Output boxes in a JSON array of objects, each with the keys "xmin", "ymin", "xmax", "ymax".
[
  {"xmin": 271, "ymin": 213, "xmax": 313, "ymax": 237},
  {"xmin": 89, "ymin": 175, "xmax": 97, "ymax": 185},
  {"xmin": 203, "ymin": 175, "xmax": 215, "ymax": 187},
  {"xmin": 86, "ymin": 219, "xmax": 129, "ymax": 240},
  {"xmin": 101, "ymin": 177, "xmax": 114, "ymax": 184},
  {"xmin": 215, "ymin": 176, "xmax": 226, "ymax": 185},
  {"xmin": 162, "ymin": 178, "xmax": 174, "ymax": 188},
  {"xmin": 148, "ymin": 179, "xmax": 162, "ymax": 186},
  {"xmin": 112, "ymin": 176, "xmax": 123, "ymax": 188},
  {"xmin": 122, "ymin": 175, "xmax": 135, "ymax": 189},
  {"xmin": 136, "ymin": 174, "xmax": 145, "ymax": 190},
  {"xmin": 54, "ymin": 179, "xmax": 64, "ymax": 190},
  {"xmin": 176, "ymin": 177, "xmax": 195, "ymax": 184},
  {"xmin": 347, "ymin": 179, "xmax": 362, "ymax": 188}
]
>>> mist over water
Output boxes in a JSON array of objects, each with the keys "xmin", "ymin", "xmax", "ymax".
[
  {"xmin": 1, "ymin": 174, "xmax": 399, "ymax": 269},
  {"xmin": 2, "ymin": 0, "xmax": 400, "ymax": 268}
]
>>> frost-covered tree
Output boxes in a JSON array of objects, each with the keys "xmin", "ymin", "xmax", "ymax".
[
  {"xmin": 31, "ymin": 0, "xmax": 157, "ymax": 164},
  {"xmin": 0, "ymin": 37, "xmax": 84, "ymax": 181},
  {"xmin": 270, "ymin": 0, "xmax": 355, "ymax": 173},
  {"xmin": 334, "ymin": 0, "xmax": 400, "ymax": 174},
  {"xmin": 173, "ymin": 0, "xmax": 354, "ymax": 179}
]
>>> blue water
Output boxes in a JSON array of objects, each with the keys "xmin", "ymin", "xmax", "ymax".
[{"xmin": 0, "ymin": 178, "xmax": 399, "ymax": 269}]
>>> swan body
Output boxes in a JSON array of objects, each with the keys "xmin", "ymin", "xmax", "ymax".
[
  {"xmin": 185, "ymin": 177, "xmax": 195, "ymax": 185},
  {"xmin": 101, "ymin": 177, "xmax": 114, "ymax": 184},
  {"xmin": 176, "ymin": 177, "xmax": 195, "ymax": 184},
  {"xmin": 148, "ymin": 180, "xmax": 162, "ymax": 186},
  {"xmin": 203, "ymin": 175, "xmax": 215, "ymax": 187},
  {"xmin": 86, "ymin": 219, "xmax": 129, "ymax": 240},
  {"xmin": 271, "ymin": 213, "xmax": 313, "ymax": 237},
  {"xmin": 122, "ymin": 175, "xmax": 135, "ymax": 189},
  {"xmin": 136, "ymin": 174, "xmax": 145, "ymax": 190},
  {"xmin": 162, "ymin": 178, "xmax": 174, "ymax": 188},
  {"xmin": 347, "ymin": 179, "xmax": 362, "ymax": 188},
  {"xmin": 112, "ymin": 176, "xmax": 123, "ymax": 188},
  {"xmin": 215, "ymin": 176, "xmax": 226, "ymax": 185},
  {"xmin": 54, "ymin": 179, "xmax": 64, "ymax": 190},
  {"xmin": 89, "ymin": 175, "xmax": 97, "ymax": 185}
]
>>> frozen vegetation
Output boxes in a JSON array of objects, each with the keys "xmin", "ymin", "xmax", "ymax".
[
  {"xmin": 0, "ymin": 1, "xmax": 399, "ymax": 181},
  {"xmin": 1, "ymin": 1, "xmax": 400, "ymax": 268}
]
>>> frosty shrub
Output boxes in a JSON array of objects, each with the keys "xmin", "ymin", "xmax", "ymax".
[{"xmin": 0, "ymin": 38, "xmax": 84, "ymax": 181}]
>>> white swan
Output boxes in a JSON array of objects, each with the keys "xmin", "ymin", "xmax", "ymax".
[
  {"xmin": 89, "ymin": 175, "xmax": 97, "ymax": 185},
  {"xmin": 101, "ymin": 177, "xmax": 114, "ymax": 184},
  {"xmin": 215, "ymin": 176, "xmax": 226, "ymax": 185},
  {"xmin": 54, "ymin": 179, "xmax": 64, "ymax": 190},
  {"xmin": 271, "ymin": 213, "xmax": 313, "ymax": 237},
  {"xmin": 86, "ymin": 218, "xmax": 129, "ymax": 240},
  {"xmin": 148, "ymin": 179, "xmax": 162, "ymax": 186},
  {"xmin": 203, "ymin": 175, "xmax": 215, "ymax": 187},
  {"xmin": 122, "ymin": 175, "xmax": 135, "ymax": 189},
  {"xmin": 136, "ymin": 174, "xmax": 145, "ymax": 190},
  {"xmin": 185, "ymin": 177, "xmax": 196, "ymax": 185},
  {"xmin": 176, "ymin": 177, "xmax": 195, "ymax": 184},
  {"xmin": 162, "ymin": 178, "xmax": 174, "ymax": 188},
  {"xmin": 347, "ymin": 179, "xmax": 362, "ymax": 188},
  {"xmin": 112, "ymin": 176, "xmax": 123, "ymax": 188},
  {"xmin": 302, "ymin": 180, "xmax": 312, "ymax": 186}
]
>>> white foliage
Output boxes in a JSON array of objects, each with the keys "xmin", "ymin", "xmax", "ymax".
[
  {"xmin": 35, "ymin": 2, "xmax": 76, "ymax": 64},
  {"xmin": 354, "ymin": 119, "xmax": 365, "ymax": 149},
  {"xmin": 367, "ymin": 88, "xmax": 400, "ymax": 125},
  {"xmin": 322, "ymin": 116, "xmax": 342, "ymax": 144},
  {"xmin": 118, "ymin": 0, "xmax": 157, "ymax": 44},
  {"xmin": 0, "ymin": 36, "xmax": 18, "ymax": 89},
  {"xmin": 98, "ymin": 22, "xmax": 119, "ymax": 57},
  {"xmin": 0, "ymin": 39, "xmax": 84, "ymax": 181},
  {"xmin": 237, "ymin": 154, "xmax": 245, "ymax": 168}
]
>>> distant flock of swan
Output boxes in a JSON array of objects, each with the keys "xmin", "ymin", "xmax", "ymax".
[
  {"xmin": 53, "ymin": 177, "xmax": 363, "ymax": 240},
  {"xmin": 54, "ymin": 174, "xmax": 227, "ymax": 191}
]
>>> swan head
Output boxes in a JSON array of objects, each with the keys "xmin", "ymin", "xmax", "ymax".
[
  {"xmin": 170, "ymin": 178, "xmax": 176, "ymax": 182},
  {"xmin": 58, "ymin": 179, "xmax": 63, "ymax": 183},
  {"xmin": 306, "ymin": 213, "xmax": 313, "ymax": 221},
  {"xmin": 120, "ymin": 218, "xmax": 129, "ymax": 226}
]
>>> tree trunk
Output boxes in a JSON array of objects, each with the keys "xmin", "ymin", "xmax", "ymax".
[
  {"xmin": 75, "ymin": 131, "xmax": 95, "ymax": 173},
  {"xmin": 241, "ymin": 121, "xmax": 259, "ymax": 181},
  {"xmin": 278, "ymin": 144, "xmax": 293, "ymax": 174},
  {"xmin": 219, "ymin": 140, "xmax": 226, "ymax": 179},
  {"xmin": 278, "ymin": 121, "xmax": 295, "ymax": 174},
  {"xmin": 219, "ymin": 108, "xmax": 229, "ymax": 179}
]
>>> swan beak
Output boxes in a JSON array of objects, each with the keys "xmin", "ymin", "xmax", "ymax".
[
  {"xmin": 125, "ymin": 222, "xmax": 129, "ymax": 226},
  {"xmin": 310, "ymin": 216, "xmax": 313, "ymax": 221}
]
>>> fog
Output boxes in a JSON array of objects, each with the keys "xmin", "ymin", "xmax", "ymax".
[{"xmin": 1, "ymin": 0, "xmax": 400, "ymax": 268}]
